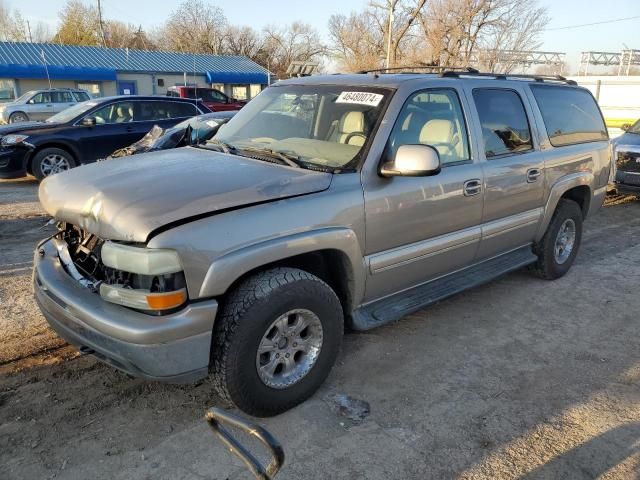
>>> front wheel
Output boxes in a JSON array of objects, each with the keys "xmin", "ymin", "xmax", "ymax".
[
  {"xmin": 8, "ymin": 111, "xmax": 28, "ymax": 123},
  {"xmin": 531, "ymin": 199, "xmax": 583, "ymax": 280},
  {"xmin": 31, "ymin": 147, "xmax": 76, "ymax": 181},
  {"xmin": 211, "ymin": 268, "xmax": 344, "ymax": 417}
]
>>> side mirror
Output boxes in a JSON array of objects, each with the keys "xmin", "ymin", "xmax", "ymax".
[
  {"xmin": 380, "ymin": 144, "xmax": 441, "ymax": 177},
  {"xmin": 82, "ymin": 117, "xmax": 96, "ymax": 127},
  {"xmin": 621, "ymin": 123, "xmax": 631, "ymax": 132}
]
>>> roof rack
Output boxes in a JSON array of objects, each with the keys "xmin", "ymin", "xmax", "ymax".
[
  {"xmin": 439, "ymin": 70, "xmax": 577, "ymax": 85},
  {"xmin": 357, "ymin": 66, "xmax": 479, "ymax": 75}
]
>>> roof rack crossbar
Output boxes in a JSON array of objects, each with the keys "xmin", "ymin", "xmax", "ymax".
[
  {"xmin": 439, "ymin": 70, "xmax": 577, "ymax": 85},
  {"xmin": 357, "ymin": 66, "xmax": 479, "ymax": 75}
]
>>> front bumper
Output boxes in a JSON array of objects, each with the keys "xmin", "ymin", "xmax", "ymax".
[
  {"xmin": 0, "ymin": 147, "xmax": 28, "ymax": 178},
  {"xmin": 33, "ymin": 238, "xmax": 218, "ymax": 383}
]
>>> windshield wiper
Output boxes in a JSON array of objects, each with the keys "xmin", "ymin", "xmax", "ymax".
[
  {"xmin": 240, "ymin": 147, "xmax": 303, "ymax": 168},
  {"xmin": 203, "ymin": 139, "xmax": 239, "ymax": 154}
]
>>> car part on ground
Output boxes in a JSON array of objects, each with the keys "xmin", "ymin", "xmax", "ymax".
[
  {"xmin": 206, "ymin": 407, "xmax": 285, "ymax": 480},
  {"xmin": 33, "ymin": 71, "xmax": 611, "ymax": 415}
]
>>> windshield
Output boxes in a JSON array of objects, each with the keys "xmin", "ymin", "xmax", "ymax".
[
  {"xmin": 46, "ymin": 100, "xmax": 100, "ymax": 123},
  {"xmin": 628, "ymin": 119, "xmax": 640, "ymax": 134},
  {"xmin": 14, "ymin": 91, "xmax": 35, "ymax": 103},
  {"xmin": 211, "ymin": 85, "xmax": 390, "ymax": 169}
]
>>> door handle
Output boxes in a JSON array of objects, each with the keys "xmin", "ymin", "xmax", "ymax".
[
  {"xmin": 125, "ymin": 126, "xmax": 134, "ymax": 132},
  {"xmin": 527, "ymin": 168, "xmax": 542, "ymax": 183},
  {"xmin": 463, "ymin": 179, "xmax": 482, "ymax": 196}
]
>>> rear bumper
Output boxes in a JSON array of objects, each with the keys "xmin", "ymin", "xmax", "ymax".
[
  {"xmin": 33, "ymin": 238, "xmax": 217, "ymax": 383},
  {"xmin": 0, "ymin": 147, "xmax": 28, "ymax": 178}
]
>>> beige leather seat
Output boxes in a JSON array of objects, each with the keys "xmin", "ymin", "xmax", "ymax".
[
  {"xmin": 419, "ymin": 119, "xmax": 461, "ymax": 160},
  {"xmin": 115, "ymin": 105, "xmax": 133, "ymax": 123},
  {"xmin": 331, "ymin": 112, "xmax": 367, "ymax": 146}
]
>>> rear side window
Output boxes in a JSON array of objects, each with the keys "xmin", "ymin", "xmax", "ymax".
[
  {"xmin": 530, "ymin": 85, "xmax": 608, "ymax": 147},
  {"xmin": 472, "ymin": 89, "xmax": 533, "ymax": 158},
  {"xmin": 74, "ymin": 91, "xmax": 90, "ymax": 102},
  {"xmin": 165, "ymin": 101, "xmax": 200, "ymax": 118}
]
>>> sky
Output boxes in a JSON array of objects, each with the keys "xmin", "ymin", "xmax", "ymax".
[{"xmin": 6, "ymin": 0, "xmax": 640, "ymax": 73}]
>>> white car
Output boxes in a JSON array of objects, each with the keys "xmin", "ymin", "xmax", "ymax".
[{"xmin": 0, "ymin": 88, "xmax": 91, "ymax": 124}]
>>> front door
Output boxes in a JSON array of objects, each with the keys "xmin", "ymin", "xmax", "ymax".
[
  {"xmin": 362, "ymin": 87, "xmax": 484, "ymax": 302},
  {"xmin": 465, "ymin": 86, "xmax": 545, "ymax": 260},
  {"xmin": 117, "ymin": 81, "xmax": 137, "ymax": 96},
  {"xmin": 25, "ymin": 92, "xmax": 54, "ymax": 120}
]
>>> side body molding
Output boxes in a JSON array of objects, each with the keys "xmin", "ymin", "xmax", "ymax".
[
  {"xmin": 535, "ymin": 172, "xmax": 594, "ymax": 241},
  {"xmin": 198, "ymin": 227, "xmax": 366, "ymax": 305}
]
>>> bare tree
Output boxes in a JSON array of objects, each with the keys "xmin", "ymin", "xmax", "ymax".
[
  {"xmin": 0, "ymin": 0, "xmax": 28, "ymax": 41},
  {"xmin": 157, "ymin": 0, "xmax": 227, "ymax": 54},
  {"xmin": 328, "ymin": 11, "xmax": 385, "ymax": 72},
  {"xmin": 262, "ymin": 22, "xmax": 325, "ymax": 79},
  {"xmin": 105, "ymin": 21, "xmax": 155, "ymax": 50},
  {"xmin": 224, "ymin": 26, "xmax": 264, "ymax": 60},
  {"xmin": 417, "ymin": 0, "xmax": 550, "ymax": 72}
]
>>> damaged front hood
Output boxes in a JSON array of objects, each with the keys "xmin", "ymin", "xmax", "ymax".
[{"xmin": 39, "ymin": 147, "xmax": 333, "ymax": 242}]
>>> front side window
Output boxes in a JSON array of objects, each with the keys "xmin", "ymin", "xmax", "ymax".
[
  {"xmin": 530, "ymin": 85, "xmax": 608, "ymax": 146},
  {"xmin": 387, "ymin": 89, "xmax": 470, "ymax": 165},
  {"xmin": 30, "ymin": 92, "xmax": 52, "ymax": 104},
  {"xmin": 473, "ymin": 89, "xmax": 533, "ymax": 158},
  {"xmin": 91, "ymin": 101, "xmax": 135, "ymax": 124},
  {"xmin": 212, "ymin": 85, "xmax": 390, "ymax": 170}
]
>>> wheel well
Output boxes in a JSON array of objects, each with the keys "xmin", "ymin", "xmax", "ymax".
[
  {"xmin": 27, "ymin": 144, "xmax": 78, "ymax": 173},
  {"xmin": 223, "ymin": 250, "xmax": 355, "ymax": 320},
  {"xmin": 560, "ymin": 186, "xmax": 590, "ymax": 218}
]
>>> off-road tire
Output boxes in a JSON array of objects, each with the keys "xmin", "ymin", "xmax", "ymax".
[
  {"xmin": 31, "ymin": 147, "xmax": 76, "ymax": 181},
  {"xmin": 211, "ymin": 267, "xmax": 344, "ymax": 417},
  {"xmin": 531, "ymin": 198, "xmax": 583, "ymax": 280}
]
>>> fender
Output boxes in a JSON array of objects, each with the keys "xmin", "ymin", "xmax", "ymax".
[
  {"xmin": 198, "ymin": 227, "xmax": 366, "ymax": 306},
  {"xmin": 535, "ymin": 172, "xmax": 593, "ymax": 241}
]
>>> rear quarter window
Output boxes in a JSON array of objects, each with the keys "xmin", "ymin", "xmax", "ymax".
[{"xmin": 530, "ymin": 85, "xmax": 608, "ymax": 147}]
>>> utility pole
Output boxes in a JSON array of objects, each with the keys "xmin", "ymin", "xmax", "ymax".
[
  {"xmin": 384, "ymin": 0, "xmax": 397, "ymax": 69},
  {"xmin": 97, "ymin": 0, "xmax": 107, "ymax": 47},
  {"xmin": 26, "ymin": 20, "xmax": 33, "ymax": 43}
]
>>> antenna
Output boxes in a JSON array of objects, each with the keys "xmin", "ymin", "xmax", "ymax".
[{"xmin": 40, "ymin": 49, "xmax": 52, "ymax": 89}]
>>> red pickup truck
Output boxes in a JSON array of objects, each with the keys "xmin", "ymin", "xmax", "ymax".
[{"xmin": 166, "ymin": 86, "xmax": 246, "ymax": 111}]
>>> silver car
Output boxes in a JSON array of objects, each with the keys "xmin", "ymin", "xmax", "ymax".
[
  {"xmin": 34, "ymin": 71, "xmax": 611, "ymax": 416},
  {"xmin": 0, "ymin": 88, "xmax": 91, "ymax": 123}
]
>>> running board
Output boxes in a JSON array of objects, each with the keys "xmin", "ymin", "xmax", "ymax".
[{"xmin": 350, "ymin": 246, "xmax": 537, "ymax": 331}]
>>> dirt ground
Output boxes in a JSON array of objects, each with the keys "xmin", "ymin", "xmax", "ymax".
[{"xmin": 1, "ymin": 178, "xmax": 640, "ymax": 480}]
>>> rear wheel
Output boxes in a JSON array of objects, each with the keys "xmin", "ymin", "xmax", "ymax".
[
  {"xmin": 531, "ymin": 199, "xmax": 583, "ymax": 279},
  {"xmin": 8, "ymin": 111, "xmax": 28, "ymax": 123},
  {"xmin": 31, "ymin": 147, "xmax": 76, "ymax": 181},
  {"xmin": 211, "ymin": 268, "xmax": 343, "ymax": 417}
]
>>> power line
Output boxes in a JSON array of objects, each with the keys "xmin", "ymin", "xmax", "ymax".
[{"xmin": 545, "ymin": 15, "xmax": 640, "ymax": 31}]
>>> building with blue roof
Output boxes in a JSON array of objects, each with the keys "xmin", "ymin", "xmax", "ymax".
[{"xmin": 0, "ymin": 41, "xmax": 269, "ymax": 102}]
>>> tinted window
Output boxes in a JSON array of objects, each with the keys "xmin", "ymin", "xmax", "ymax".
[
  {"xmin": 74, "ymin": 91, "xmax": 90, "ymax": 102},
  {"xmin": 530, "ymin": 85, "xmax": 608, "ymax": 146},
  {"xmin": 165, "ymin": 101, "xmax": 200, "ymax": 118},
  {"xmin": 473, "ymin": 89, "xmax": 533, "ymax": 158},
  {"xmin": 388, "ymin": 89, "xmax": 470, "ymax": 165},
  {"xmin": 52, "ymin": 91, "xmax": 74, "ymax": 103}
]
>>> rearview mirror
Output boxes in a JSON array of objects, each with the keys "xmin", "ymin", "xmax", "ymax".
[
  {"xmin": 621, "ymin": 123, "xmax": 631, "ymax": 132},
  {"xmin": 82, "ymin": 116, "xmax": 96, "ymax": 127},
  {"xmin": 380, "ymin": 144, "xmax": 441, "ymax": 177}
]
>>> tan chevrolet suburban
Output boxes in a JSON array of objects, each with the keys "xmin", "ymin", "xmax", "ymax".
[{"xmin": 34, "ymin": 69, "xmax": 611, "ymax": 416}]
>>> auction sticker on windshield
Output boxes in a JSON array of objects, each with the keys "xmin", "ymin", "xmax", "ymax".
[{"xmin": 336, "ymin": 92, "xmax": 384, "ymax": 107}]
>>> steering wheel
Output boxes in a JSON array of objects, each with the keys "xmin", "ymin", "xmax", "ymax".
[{"xmin": 344, "ymin": 131, "xmax": 367, "ymax": 145}]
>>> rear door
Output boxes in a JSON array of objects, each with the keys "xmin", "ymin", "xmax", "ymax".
[
  {"xmin": 465, "ymin": 86, "xmax": 545, "ymax": 260},
  {"xmin": 51, "ymin": 91, "xmax": 76, "ymax": 114}
]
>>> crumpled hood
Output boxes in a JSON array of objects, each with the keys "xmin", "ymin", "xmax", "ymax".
[{"xmin": 39, "ymin": 146, "xmax": 332, "ymax": 242}]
